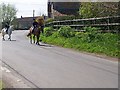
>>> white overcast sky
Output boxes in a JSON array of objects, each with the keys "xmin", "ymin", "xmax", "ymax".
[{"xmin": 0, "ymin": 0, "xmax": 48, "ymax": 18}]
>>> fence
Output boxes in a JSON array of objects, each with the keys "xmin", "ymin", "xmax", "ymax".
[{"xmin": 45, "ymin": 16, "xmax": 120, "ymax": 32}]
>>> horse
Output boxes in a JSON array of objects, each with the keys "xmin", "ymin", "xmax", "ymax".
[
  {"xmin": 1, "ymin": 25, "xmax": 14, "ymax": 41},
  {"xmin": 28, "ymin": 16, "xmax": 44, "ymax": 45},
  {"xmin": 28, "ymin": 26, "xmax": 42, "ymax": 45}
]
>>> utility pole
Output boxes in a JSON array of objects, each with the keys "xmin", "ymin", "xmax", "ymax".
[{"xmin": 33, "ymin": 10, "xmax": 35, "ymax": 19}]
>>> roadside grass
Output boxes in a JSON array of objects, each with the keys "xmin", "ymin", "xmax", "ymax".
[
  {"xmin": 0, "ymin": 81, "xmax": 4, "ymax": 89},
  {"xmin": 40, "ymin": 26, "xmax": 119, "ymax": 58}
]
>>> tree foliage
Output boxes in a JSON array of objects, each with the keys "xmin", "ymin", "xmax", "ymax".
[
  {"xmin": 79, "ymin": 2, "xmax": 118, "ymax": 18},
  {"xmin": 0, "ymin": 3, "xmax": 17, "ymax": 27}
]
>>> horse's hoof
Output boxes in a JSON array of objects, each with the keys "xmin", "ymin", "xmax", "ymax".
[
  {"xmin": 36, "ymin": 42, "xmax": 40, "ymax": 45},
  {"xmin": 37, "ymin": 43, "xmax": 40, "ymax": 45}
]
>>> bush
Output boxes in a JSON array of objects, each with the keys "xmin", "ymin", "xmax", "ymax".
[
  {"xmin": 58, "ymin": 26, "xmax": 75, "ymax": 38},
  {"xmin": 45, "ymin": 18, "xmax": 54, "ymax": 24},
  {"xmin": 44, "ymin": 27, "xmax": 54, "ymax": 37},
  {"xmin": 84, "ymin": 26, "xmax": 98, "ymax": 33},
  {"xmin": 52, "ymin": 31, "xmax": 59, "ymax": 38},
  {"xmin": 75, "ymin": 32, "xmax": 84, "ymax": 38},
  {"xmin": 83, "ymin": 27, "xmax": 101, "ymax": 42}
]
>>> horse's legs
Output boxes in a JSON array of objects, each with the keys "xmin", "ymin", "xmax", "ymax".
[
  {"xmin": 8, "ymin": 35, "xmax": 11, "ymax": 41},
  {"xmin": 2, "ymin": 35, "xmax": 5, "ymax": 41},
  {"xmin": 30, "ymin": 34, "xmax": 32, "ymax": 44},
  {"xmin": 40, "ymin": 33, "xmax": 42, "ymax": 42},
  {"xmin": 36, "ymin": 35, "xmax": 40, "ymax": 45},
  {"xmin": 33, "ymin": 35, "xmax": 35, "ymax": 43}
]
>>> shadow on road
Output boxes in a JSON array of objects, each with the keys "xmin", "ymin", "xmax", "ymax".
[
  {"xmin": 34, "ymin": 42, "xmax": 53, "ymax": 47},
  {"xmin": 10, "ymin": 40, "xmax": 16, "ymax": 41},
  {"xmin": 38, "ymin": 44, "xmax": 53, "ymax": 47}
]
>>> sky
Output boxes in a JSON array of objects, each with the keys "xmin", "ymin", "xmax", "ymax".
[{"xmin": 0, "ymin": 0, "xmax": 48, "ymax": 18}]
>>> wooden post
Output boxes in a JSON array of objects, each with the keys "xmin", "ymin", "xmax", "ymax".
[{"xmin": 107, "ymin": 17, "xmax": 110, "ymax": 31}]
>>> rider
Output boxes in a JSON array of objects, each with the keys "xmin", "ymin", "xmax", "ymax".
[
  {"xmin": 5, "ymin": 22, "xmax": 10, "ymax": 34},
  {"xmin": 32, "ymin": 18, "xmax": 38, "ymax": 33},
  {"xmin": 27, "ymin": 18, "xmax": 38, "ymax": 37}
]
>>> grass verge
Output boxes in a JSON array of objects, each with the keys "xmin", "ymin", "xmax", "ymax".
[
  {"xmin": 40, "ymin": 26, "xmax": 119, "ymax": 58},
  {"xmin": 0, "ymin": 81, "xmax": 5, "ymax": 89}
]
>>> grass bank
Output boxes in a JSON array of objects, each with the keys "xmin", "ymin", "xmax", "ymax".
[
  {"xmin": 40, "ymin": 26, "xmax": 119, "ymax": 58},
  {"xmin": 0, "ymin": 81, "xmax": 4, "ymax": 89}
]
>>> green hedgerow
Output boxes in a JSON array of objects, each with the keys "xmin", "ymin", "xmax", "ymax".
[
  {"xmin": 44, "ymin": 27, "xmax": 54, "ymax": 37},
  {"xmin": 84, "ymin": 26, "xmax": 98, "ymax": 33},
  {"xmin": 45, "ymin": 18, "xmax": 54, "ymax": 23},
  {"xmin": 58, "ymin": 26, "xmax": 75, "ymax": 38}
]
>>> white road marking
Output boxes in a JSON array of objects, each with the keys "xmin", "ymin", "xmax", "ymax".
[{"xmin": 1, "ymin": 67, "xmax": 11, "ymax": 73}]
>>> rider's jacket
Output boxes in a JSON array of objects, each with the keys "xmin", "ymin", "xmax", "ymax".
[
  {"xmin": 33, "ymin": 21, "xmax": 38, "ymax": 28},
  {"xmin": 5, "ymin": 24, "xmax": 10, "ymax": 29}
]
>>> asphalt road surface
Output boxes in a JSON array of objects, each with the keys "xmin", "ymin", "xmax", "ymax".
[{"xmin": 1, "ymin": 30, "xmax": 118, "ymax": 88}]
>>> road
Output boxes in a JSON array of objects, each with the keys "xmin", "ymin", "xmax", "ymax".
[{"xmin": 1, "ymin": 30, "xmax": 118, "ymax": 88}]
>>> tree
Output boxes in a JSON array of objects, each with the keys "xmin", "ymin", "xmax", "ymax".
[
  {"xmin": 0, "ymin": 3, "xmax": 17, "ymax": 27},
  {"xmin": 79, "ymin": 2, "xmax": 118, "ymax": 18}
]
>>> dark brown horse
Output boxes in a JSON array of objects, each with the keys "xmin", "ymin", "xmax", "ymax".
[{"xmin": 28, "ymin": 26, "xmax": 42, "ymax": 45}]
